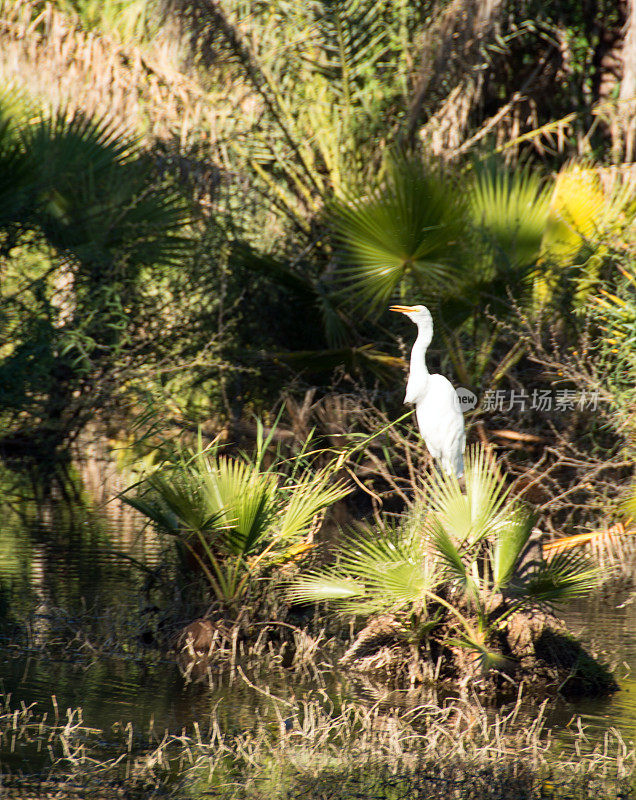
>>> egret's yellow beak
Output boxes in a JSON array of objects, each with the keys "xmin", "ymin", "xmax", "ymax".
[{"xmin": 389, "ymin": 305, "xmax": 416, "ymax": 314}]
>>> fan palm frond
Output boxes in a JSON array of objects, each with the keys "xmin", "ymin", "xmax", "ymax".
[
  {"xmin": 287, "ymin": 524, "xmax": 440, "ymax": 614},
  {"xmin": 468, "ymin": 163, "xmax": 552, "ymax": 270},
  {"xmin": 121, "ymin": 489, "xmax": 182, "ymax": 536},
  {"xmin": 490, "ymin": 507, "xmax": 537, "ymax": 590},
  {"xmin": 285, "ymin": 570, "xmax": 365, "ymax": 604},
  {"xmin": 428, "ymin": 519, "xmax": 477, "ymax": 603},
  {"xmin": 23, "ymin": 110, "xmax": 135, "ymax": 178},
  {"xmin": 277, "ymin": 467, "xmax": 350, "ymax": 543},
  {"xmin": 518, "ymin": 550, "xmax": 600, "ymax": 604},
  {"xmin": 122, "ymin": 470, "xmax": 225, "ymax": 537},
  {"xmin": 542, "ymin": 164, "xmax": 608, "ymax": 265},
  {"xmin": 0, "ymin": 105, "xmax": 192, "ymax": 270},
  {"xmin": 343, "ymin": 527, "xmax": 437, "ymax": 608},
  {"xmin": 27, "ymin": 114, "xmax": 190, "ymax": 268},
  {"xmin": 422, "ymin": 446, "xmax": 512, "ymax": 547},
  {"xmin": 198, "ymin": 456, "xmax": 278, "ymax": 557},
  {"xmin": 330, "ymin": 156, "xmax": 467, "ymax": 315},
  {"xmin": 124, "ymin": 429, "xmax": 351, "ymax": 604}
]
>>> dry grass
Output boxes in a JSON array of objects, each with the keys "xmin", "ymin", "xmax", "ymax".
[{"xmin": 0, "ymin": 686, "xmax": 633, "ymax": 799}]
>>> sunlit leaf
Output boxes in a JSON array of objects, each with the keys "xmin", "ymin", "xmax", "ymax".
[
  {"xmin": 330, "ymin": 156, "xmax": 467, "ymax": 315},
  {"xmin": 468, "ymin": 163, "xmax": 551, "ymax": 270},
  {"xmin": 491, "ymin": 508, "xmax": 536, "ymax": 589}
]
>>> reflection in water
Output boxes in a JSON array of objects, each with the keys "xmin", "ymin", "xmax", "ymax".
[
  {"xmin": 0, "ymin": 489, "xmax": 161, "ymax": 615},
  {"xmin": 547, "ymin": 595, "xmax": 636, "ymax": 747}
]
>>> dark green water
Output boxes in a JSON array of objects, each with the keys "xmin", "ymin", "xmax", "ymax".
[{"xmin": 1, "ymin": 495, "xmax": 636, "ymax": 768}]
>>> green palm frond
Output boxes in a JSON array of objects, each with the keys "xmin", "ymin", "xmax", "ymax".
[
  {"xmin": 339, "ymin": 526, "xmax": 415, "ymax": 571},
  {"xmin": 422, "ymin": 446, "xmax": 512, "ymax": 547},
  {"xmin": 121, "ymin": 470, "xmax": 225, "ymax": 537},
  {"xmin": 342, "ymin": 527, "xmax": 437, "ymax": 608},
  {"xmin": 285, "ymin": 570, "xmax": 365, "ymax": 604},
  {"xmin": 123, "ymin": 429, "xmax": 351, "ymax": 603},
  {"xmin": 26, "ymin": 114, "xmax": 190, "ymax": 268},
  {"xmin": 330, "ymin": 156, "xmax": 466, "ymax": 315},
  {"xmin": 150, "ymin": 472, "xmax": 218, "ymax": 535},
  {"xmin": 0, "ymin": 107, "xmax": 192, "ymax": 269},
  {"xmin": 464, "ymin": 447, "xmax": 513, "ymax": 537},
  {"xmin": 490, "ymin": 507, "xmax": 537, "ymax": 590},
  {"xmin": 429, "ymin": 519, "xmax": 477, "ymax": 603},
  {"xmin": 199, "ymin": 456, "xmax": 278, "ymax": 557},
  {"xmin": 310, "ymin": 0, "xmax": 391, "ymax": 105},
  {"xmin": 468, "ymin": 163, "xmax": 552, "ymax": 270},
  {"xmin": 288, "ymin": 524, "xmax": 439, "ymax": 614},
  {"xmin": 277, "ymin": 467, "xmax": 350, "ymax": 542},
  {"xmin": 23, "ymin": 110, "xmax": 135, "ymax": 177},
  {"xmin": 515, "ymin": 550, "xmax": 600, "ymax": 604},
  {"xmin": 123, "ymin": 456, "xmax": 277, "ymax": 557},
  {"xmin": 93, "ymin": 172, "xmax": 191, "ymax": 269},
  {"xmin": 121, "ymin": 491, "xmax": 182, "ymax": 536},
  {"xmin": 377, "ymin": 561, "xmax": 435, "ymax": 607}
]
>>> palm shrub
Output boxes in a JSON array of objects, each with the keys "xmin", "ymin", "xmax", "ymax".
[
  {"xmin": 287, "ymin": 446, "xmax": 598, "ymax": 673},
  {"xmin": 122, "ymin": 429, "xmax": 350, "ymax": 605}
]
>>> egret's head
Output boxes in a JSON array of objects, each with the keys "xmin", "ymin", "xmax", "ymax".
[
  {"xmin": 390, "ymin": 304, "xmax": 433, "ymax": 329},
  {"xmin": 390, "ymin": 304, "xmax": 433, "ymax": 347}
]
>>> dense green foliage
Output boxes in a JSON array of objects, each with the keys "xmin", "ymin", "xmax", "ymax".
[
  {"xmin": 1, "ymin": 5, "xmax": 635, "ymax": 797},
  {"xmin": 0, "ymin": 104, "xmax": 197, "ymax": 456}
]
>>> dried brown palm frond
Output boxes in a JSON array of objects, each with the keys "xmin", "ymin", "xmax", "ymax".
[{"xmin": 0, "ymin": 0, "xmax": 225, "ymax": 148}]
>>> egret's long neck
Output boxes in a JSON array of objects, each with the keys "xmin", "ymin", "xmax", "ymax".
[
  {"xmin": 410, "ymin": 326, "xmax": 431, "ymax": 379},
  {"xmin": 405, "ymin": 325, "xmax": 431, "ymax": 402}
]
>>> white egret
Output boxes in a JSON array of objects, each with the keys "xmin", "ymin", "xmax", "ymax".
[{"xmin": 390, "ymin": 304, "xmax": 465, "ymax": 478}]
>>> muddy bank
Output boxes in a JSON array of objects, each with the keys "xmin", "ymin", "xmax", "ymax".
[
  {"xmin": 173, "ymin": 602, "xmax": 618, "ymax": 701},
  {"xmin": 334, "ymin": 609, "xmax": 618, "ymax": 699}
]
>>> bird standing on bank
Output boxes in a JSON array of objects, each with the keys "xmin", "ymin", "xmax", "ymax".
[{"xmin": 390, "ymin": 304, "xmax": 465, "ymax": 478}]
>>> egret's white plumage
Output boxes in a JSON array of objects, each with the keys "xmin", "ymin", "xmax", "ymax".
[{"xmin": 390, "ymin": 304, "xmax": 465, "ymax": 478}]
